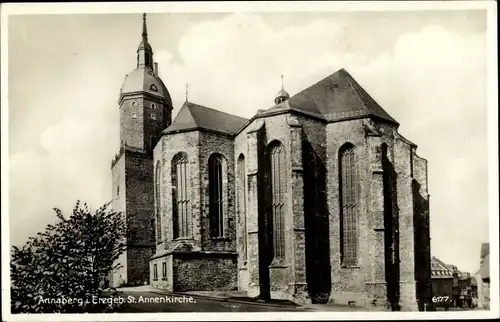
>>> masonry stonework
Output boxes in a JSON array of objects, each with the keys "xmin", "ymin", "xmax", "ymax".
[{"xmin": 111, "ymin": 15, "xmax": 432, "ymax": 311}]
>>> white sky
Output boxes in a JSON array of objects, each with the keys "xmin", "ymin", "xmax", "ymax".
[{"xmin": 4, "ymin": 5, "xmax": 494, "ymax": 275}]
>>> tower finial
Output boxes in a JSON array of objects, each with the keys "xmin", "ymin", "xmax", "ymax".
[
  {"xmin": 142, "ymin": 13, "xmax": 148, "ymax": 41},
  {"xmin": 274, "ymin": 73, "xmax": 290, "ymax": 105},
  {"xmin": 185, "ymin": 82, "xmax": 189, "ymax": 102}
]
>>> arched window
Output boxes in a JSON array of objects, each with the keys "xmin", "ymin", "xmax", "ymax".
[
  {"xmin": 155, "ymin": 161, "xmax": 162, "ymax": 243},
  {"xmin": 237, "ymin": 154, "xmax": 247, "ymax": 261},
  {"xmin": 268, "ymin": 141, "xmax": 286, "ymax": 260},
  {"xmin": 208, "ymin": 154, "xmax": 226, "ymax": 238},
  {"xmin": 172, "ymin": 152, "xmax": 190, "ymax": 239},
  {"xmin": 339, "ymin": 143, "xmax": 358, "ymax": 267}
]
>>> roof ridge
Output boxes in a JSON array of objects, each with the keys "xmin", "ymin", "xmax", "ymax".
[
  {"xmin": 186, "ymin": 101, "xmax": 248, "ymax": 122},
  {"xmin": 342, "ymin": 69, "xmax": 371, "ymax": 114},
  {"xmin": 432, "ymin": 257, "xmax": 454, "ymax": 272},
  {"xmin": 184, "ymin": 102, "xmax": 202, "ymax": 127}
]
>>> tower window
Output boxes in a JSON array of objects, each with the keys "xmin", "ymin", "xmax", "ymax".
[
  {"xmin": 268, "ymin": 141, "xmax": 286, "ymax": 261},
  {"xmin": 151, "ymin": 103, "xmax": 156, "ymax": 110},
  {"xmin": 237, "ymin": 154, "xmax": 247, "ymax": 261},
  {"xmin": 150, "ymin": 219, "xmax": 156, "ymax": 245},
  {"xmin": 150, "ymin": 84, "xmax": 158, "ymax": 92},
  {"xmin": 132, "ymin": 101, "xmax": 137, "ymax": 107},
  {"xmin": 117, "ymin": 184, "xmax": 120, "ymax": 197},
  {"xmin": 172, "ymin": 152, "xmax": 191, "ymax": 239},
  {"xmin": 162, "ymin": 262, "xmax": 167, "ymax": 279},
  {"xmin": 151, "ymin": 113, "xmax": 156, "ymax": 120},
  {"xmin": 132, "ymin": 112, "xmax": 137, "ymax": 119},
  {"xmin": 339, "ymin": 143, "xmax": 359, "ymax": 267},
  {"xmin": 208, "ymin": 154, "xmax": 226, "ymax": 238}
]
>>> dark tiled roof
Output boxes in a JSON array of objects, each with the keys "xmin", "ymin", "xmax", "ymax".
[
  {"xmin": 262, "ymin": 68, "xmax": 398, "ymax": 125},
  {"xmin": 431, "ymin": 257, "xmax": 455, "ymax": 279},
  {"xmin": 163, "ymin": 101, "xmax": 248, "ymax": 136},
  {"xmin": 431, "ymin": 257, "xmax": 471, "ymax": 280}
]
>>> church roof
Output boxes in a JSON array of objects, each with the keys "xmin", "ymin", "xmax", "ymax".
[
  {"xmin": 262, "ymin": 68, "xmax": 398, "ymax": 125},
  {"xmin": 119, "ymin": 65, "xmax": 172, "ymax": 105},
  {"xmin": 163, "ymin": 101, "xmax": 248, "ymax": 136}
]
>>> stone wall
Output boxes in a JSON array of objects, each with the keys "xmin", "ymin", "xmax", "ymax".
[
  {"xmin": 120, "ymin": 94, "xmax": 171, "ymax": 152},
  {"xmin": 412, "ymin": 151, "xmax": 432, "ymax": 310},
  {"xmin": 326, "ymin": 119, "xmax": 371, "ymax": 306},
  {"xmin": 149, "ymin": 130, "xmax": 238, "ymax": 290},
  {"xmin": 110, "ymin": 150, "xmax": 156, "ymax": 286},
  {"xmin": 125, "ymin": 151, "xmax": 155, "ymax": 245},
  {"xmin": 154, "ymin": 131, "xmax": 201, "ymax": 251},
  {"xmin": 128, "ymin": 247, "xmax": 154, "ymax": 285},
  {"xmin": 111, "ymin": 156, "xmax": 127, "ymax": 286},
  {"xmin": 393, "ymin": 135, "xmax": 418, "ymax": 311},
  {"xmin": 199, "ymin": 132, "xmax": 236, "ymax": 252},
  {"xmin": 150, "ymin": 254, "xmax": 173, "ymax": 291},
  {"xmin": 124, "ymin": 151, "xmax": 156, "ymax": 285},
  {"xmin": 144, "ymin": 114, "xmax": 429, "ymax": 310},
  {"xmin": 172, "ymin": 253, "xmax": 238, "ymax": 292}
]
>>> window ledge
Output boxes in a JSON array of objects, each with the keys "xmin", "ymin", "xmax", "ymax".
[
  {"xmin": 173, "ymin": 237, "xmax": 193, "ymax": 241},
  {"xmin": 341, "ymin": 265, "xmax": 361, "ymax": 269},
  {"xmin": 209, "ymin": 237, "xmax": 231, "ymax": 241},
  {"xmin": 269, "ymin": 258, "xmax": 287, "ymax": 268},
  {"xmin": 161, "ymin": 278, "xmax": 167, "ymax": 281},
  {"xmin": 153, "ymin": 278, "xmax": 158, "ymax": 281}
]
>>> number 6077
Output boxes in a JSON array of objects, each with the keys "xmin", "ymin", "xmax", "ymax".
[{"xmin": 432, "ymin": 296, "xmax": 450, "ymax": 303}]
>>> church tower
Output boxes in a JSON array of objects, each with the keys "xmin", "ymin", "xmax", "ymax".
[{"xmin": 110, "ymin": 13, "xmax": 173, "ymax": 286}]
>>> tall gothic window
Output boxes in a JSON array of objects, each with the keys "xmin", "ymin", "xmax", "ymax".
[
  {"xmin": 339, "ymin": 143, "xmax": 358, "ymax": 267},
  {"xmin": 237, "ymin": 154, "xmax": 247, "ymax": 261},
  {"xmin": 209, "ymin": 154, "xmax": 225, "ymax": 238},
  {"xmin": 172, "ymin": 152, "xmax": 190, "ymax": 239},
  {"xmin": 268, "ymin": 141, "xmax": 286, "ymax": 261},
  {"xmin": 155, "ymin": 161, "xmax": 162, "ymax": 243}
]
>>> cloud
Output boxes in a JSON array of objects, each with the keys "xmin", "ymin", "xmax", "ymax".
[
  {"xmin": 10, "ymin": 118, "xmax": 117, "ymax": 246},
  {"xmin": 9, "ymin": 13, "xmax": 488, "ymax": 273}
]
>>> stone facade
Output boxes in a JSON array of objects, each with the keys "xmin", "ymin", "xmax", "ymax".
[{"xmin": 111, "ymin": 14, "xmax": 432, "ymax": 311}]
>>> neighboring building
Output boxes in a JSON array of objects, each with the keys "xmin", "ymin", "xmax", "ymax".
[
  {"xmin": 430, "ymin": 257, "xmax": 472, "ymax": 309},
  {"xmin": 476, "ymin": 243, "xmax": 490, "ymax": 309},
  {"xmin": 110, "ymin": 14, "xmax": 432, "ymax": 311}
]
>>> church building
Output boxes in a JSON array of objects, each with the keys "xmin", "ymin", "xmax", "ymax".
[{"xmin": 110, "ymin": 14, "xmax": 432, "ymax": 311}]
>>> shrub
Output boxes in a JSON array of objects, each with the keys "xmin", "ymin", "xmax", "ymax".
[{"xmin": 11, "ymin": 201, "xmax": 127, "ymax": 313}]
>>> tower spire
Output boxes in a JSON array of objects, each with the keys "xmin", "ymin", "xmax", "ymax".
[
  {"xmin": 137, "ymin": 13, "xmax": 153, "ymax": 68},
  {"xmin": 185, "ymin": 82, "xmax": 189, "ymax": 102},
  {"xmin": 281, "ymin": 74, "xmax": 284, "ymax": 89},
  {"xmin": 142, "ymin": 13, "xmax": 148, "ymax": 41}
]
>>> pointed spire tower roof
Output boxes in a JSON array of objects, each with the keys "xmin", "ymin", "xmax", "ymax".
[
  {"xmin": 119, "ymin": 13, "xmax": 171, "ymax": 106},
  {"xmin": 137, "ymin": 13, "xmax": 152, "ymax": 53}
]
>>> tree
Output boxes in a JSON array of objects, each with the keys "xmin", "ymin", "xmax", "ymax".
[{"xmin": 10, "ymin": 201, "xmax": 127, "ymax": 313}]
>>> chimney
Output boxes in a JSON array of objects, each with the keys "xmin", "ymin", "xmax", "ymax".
[{"xmin": 154, "ymin": 62, "xmax": 159, "ymax": 76}]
